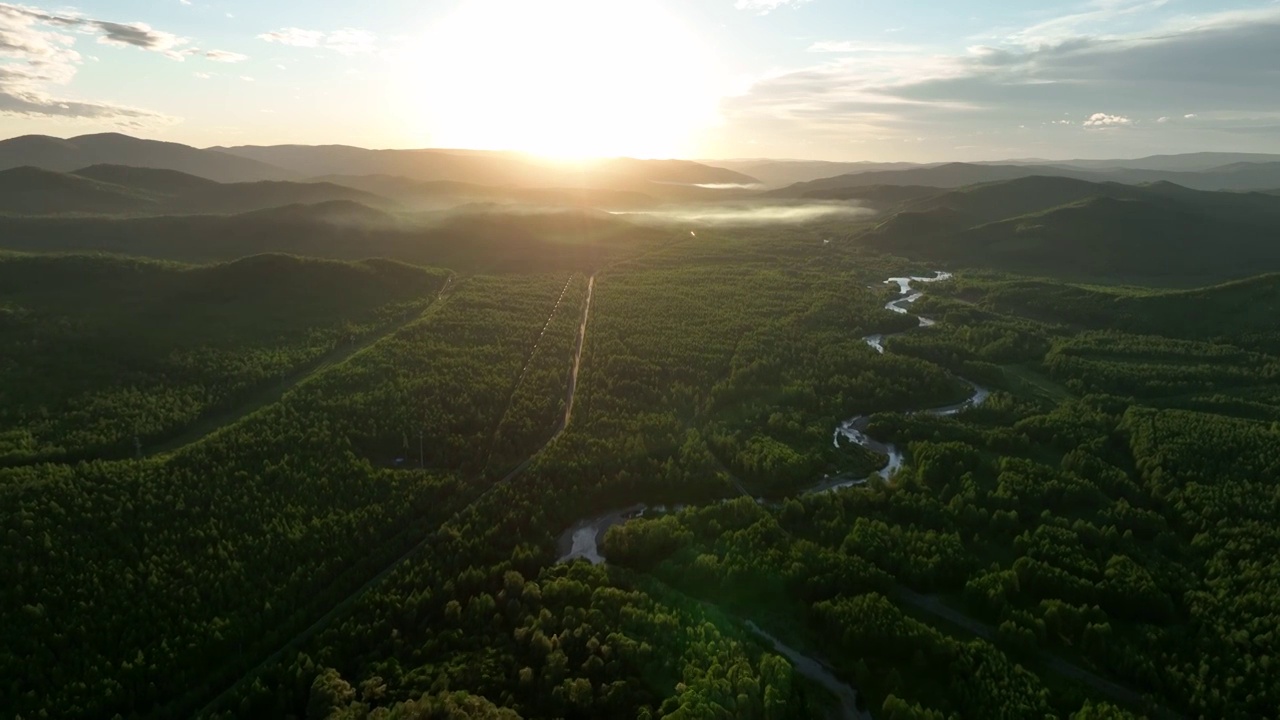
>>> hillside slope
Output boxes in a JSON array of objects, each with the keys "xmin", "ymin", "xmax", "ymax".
[
  {"xmin": 0, "ymin": 251, "xmax": 447, "ymax": 463},
  {"xmin": 0, "ymin": 165, "xmax": 394, "ymax": 216},
  {"xmin": 214, "ymin": 143, "xmax": 759, "ymax": 190},
  {"xmin": 957, "ymin": 272, "xmax": 1280, "ymax": 354},
  {"xmin": 314, "ymin": 174, "xmax": 657, "ymax": 210},
  {"xmin": 859, "ymin": 177, "xmax": 1280, "ymax": 281},
  {"xmin": 0, "ymin": 205, "xmax": 664, "ymax": 272},
  {"xmin": 0, "ymin": 167, "xmax": 159, "ymax": 215},
  {"xmin": 776, "ymin": 160, "xmax": 1280, "ymax": 194}
]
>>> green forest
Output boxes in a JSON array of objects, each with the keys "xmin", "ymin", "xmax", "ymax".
[{"xmin": 4, "ymin": 205, "xmax": 1279, "ymax": 720}]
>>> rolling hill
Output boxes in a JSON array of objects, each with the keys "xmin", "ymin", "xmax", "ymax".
[
  {"xmin": 1039, "ymin": 151, "xmax": 1280, "ymax": 172},
  {"xmin": 0, "ymin": 165, "xmax": 394, "ymax": 216},
  {"xmin": 74, "ymin": 164, "xmax": 220, "ymax": 193},
  {"xmin": 711, "ymin": 152, "xmax": 1280, "ymax": 187},
  {"xmin": 959, "ymin": 272, "xmax": 1280, "ymax": 354},
  {"xmin": 858, "ymin": 176, "xmax": 1280, "ymax": 281},
  {"xmin": 0, "ymin": 166, "xmax": 159, "ymax": 215},
  {"xmin": 213, "ymin": 143, "xmax": 759, "ymax": 192},
  {"xmin": 777, "ymin": 162, "xmax": 1090, "ymax": 193},
  {"xmin": 706, "ymin": 159, "xmax": 939, "ymax": 187},
  {"xmin": 774, "ymin": 160, "xmax": 1280, "ymax": 194},
  {"xmin": 0, "ymin": 133, "xmax": 290, "ymax": 182},
  {"xmin": 0, "ymin": 204, "xmax": 665, "ymax": 272},
  {"xmin": 762, "ymin": 183, "xmax": 943, "ymax": 209},
  {"xmin": 312, "ymin": 174, "xmax": 657, "ymax": 210}
]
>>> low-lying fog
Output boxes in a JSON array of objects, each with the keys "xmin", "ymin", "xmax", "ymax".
[{"xmin": 613, "ymin": 200, "xmax": 876, "ymax": 225}]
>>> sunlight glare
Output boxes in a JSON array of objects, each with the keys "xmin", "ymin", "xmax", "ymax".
[{"xmin": 404, "ymin": 0, "xmax": 720, "ymax": 159}]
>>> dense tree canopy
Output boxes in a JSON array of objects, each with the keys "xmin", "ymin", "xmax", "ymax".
[{"xmin": 5, "ymin": 227, "xmax": 1278, "ymax": 719}]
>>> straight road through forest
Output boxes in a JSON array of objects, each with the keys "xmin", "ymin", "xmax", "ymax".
[{"xmin": 195, "ymin": 274, "xmax": 596, "ymax": 717}]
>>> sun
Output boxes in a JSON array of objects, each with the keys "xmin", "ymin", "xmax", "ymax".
[{"xmin": 403, "ymin": 0, "xmax": 720, "ymax": 159}]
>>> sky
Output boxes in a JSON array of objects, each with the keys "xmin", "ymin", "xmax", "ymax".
[{"xmin": 1, "ymin": 0, "xmax": 1279, "ymax": 161}]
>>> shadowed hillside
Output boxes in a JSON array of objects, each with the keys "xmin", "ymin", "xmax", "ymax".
[
  {"xmin": 0, "ymin": 205, "xmax": 667, "ymax": 272},
  {"xmin": 950, "ymin": 272, "xmax": 1280, "ymax": 355},
  {"xmin": 775, "ymin": 160, "xmax": 1280, "ymax": 194},
  {"xmin": 0, "ymin": 167, "xmax": 159, "ymax": 215},
  {"xmin": 214, "ymin": 143, "xmax": 759, "ymax": 191},
  {"xmin": 856, "ymin": 176, "xmax": 1280, "ymax": 281},
  {"xmin": 0, "ymin": 251, "xmax": 448, "ymax": 463},
  {"xmin": 0, "ymin": 165, "xmax": 394, "ymax": 216},
  {"xmin": 313, "ymin": 174, "xmax": 657, "ymax": 210}
]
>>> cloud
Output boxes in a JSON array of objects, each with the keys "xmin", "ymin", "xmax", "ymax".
[
  {"xmin": 91, "ymin": 20, "xmax": 188, "ymax": 57},
  {"xmin": 324, "ymin": 28, "xmax": 375, "ymax": 55},
  {"xmin": 204, "ymin": 49, "xmax": 247, "ymax": 63},
  {"xmin": 1005, "ymin": 0, "xmax": 1171, "ymax": 48},
  {"xmin": 734, "ymin": 0, "xmax": 810, "ymax": 15},
  {"xmin": 718, "ymin": 3, "xmax": 1280, "ymax": 157},
  {"xmin": 0, "ymin": 5, "xmax": 194, "ymax": 59},
  {"xmin": 257, "ymin": 27, "xmax": 323, "ymax": 47},
  {"xmin": 0, "ymin": 3, "xmax": 176, "ymax": 125},
  {"xmin": 1157, "ymin": 116, "xmax": 1170, "ymax": 123},
  {"xmin": 1083, "ymin": 112, "xmax": 1132, "ymax": 128},
  {"xmin": 257, "ymin": 27, "xmax": 375, "ymax": 54}
]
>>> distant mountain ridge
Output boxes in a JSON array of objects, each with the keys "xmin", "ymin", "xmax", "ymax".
[
  {"xmin": 0, "ymin": 133, "xmax": 290, "ymax": 182},
  {"xmin": 857, "ymin": 175, "xmax": 1280, "ymax": 281},
  {"xmin": 311, "ymin": 174, "xmax": 657, "ymax": 210},
  {"xmin": 0, "ymin": 203, "xmax": 661, "ymax": 273},
  {"xmin": 0, "ymin": 133, "xmax": 759, "ymax": 195},
  {"xmin": 771, "ymin": 160, "xmax": 1280, "ymax": 194},
  {"xmin": 212, "ymin": 143, "xmax": 759, "ymax": 194},
  {"xmin": 714, "ymin": 152, "xmax": 1280, "ymax": 187},
  {"xmin": 0, "ymin": 165, "xmax": 391, "ymax": 216}
]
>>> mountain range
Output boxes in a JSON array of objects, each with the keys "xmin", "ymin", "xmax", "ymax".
[
  {"xmin": 0, "ymin": 133, "xmax": 286, "ymax": 183},
  {"xmin": 856, "ymin": 175, "xmax": 1280, "ymax": 281},
  {"xmin": 729, "ymin": 152, "xmax": 1280, "ymax": 187},
  {"xmin": 5, "ymin": 133, "xmax": 1280, "ymax": 207},
  {"xmin": 770, "ymin": 161, "xmax": 1280, "ymax": 195},
  {"xmin": 0, "ymin": 133, "xmax": 758, "ymax": 197},
  {"xmin": 0, "ymin": 165, "xmax": 389, "ymax": 216}
]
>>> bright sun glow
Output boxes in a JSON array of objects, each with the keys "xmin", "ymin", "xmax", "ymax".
[{"xmin": 403, "ymin": 0, "xmax": 721, "ymax": 159}]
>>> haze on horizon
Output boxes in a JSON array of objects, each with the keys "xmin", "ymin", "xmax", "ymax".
[{"xmin": 2, "ymin": 0, "xmax": 1280, "ymax": 162}]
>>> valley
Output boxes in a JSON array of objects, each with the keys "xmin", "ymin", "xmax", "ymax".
[{"xmin": 3, "ymin": 135, "xmax": 1280, "ymax": 720}]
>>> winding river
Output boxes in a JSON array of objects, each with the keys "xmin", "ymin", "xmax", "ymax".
[{"xmin": 555, "ymin": 272, "xmax": 987, "ymax": 720}]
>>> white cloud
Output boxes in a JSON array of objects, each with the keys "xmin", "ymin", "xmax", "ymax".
[
  {"xmin": 324, "ymin": 28, "xmax": 375, "ymax": 55},
  {"xmin": 204, "ymin": 50, "xmax": 247, "ymax": 63},
  {"xmin": 257, "ymin": 27, "xmax": 375, "ymax": 54},
  {"xmin": 719, "ymin": 2, "xmax": 1280, "ymax": 157},
  {"xmin": 239, "ymin": 75, "xmax": 254, "ymax": 82},
  {"xmin": 1185, "ymin": 113, "xmax": 1198, "ymax": 119},
  {"xmin": 1083, "ymin": 112, "xmax": 1132, "ymax": 128},
  {"xmin": 1006, "ymin": 0, "xmax": 1170, "ymax": 48},
  {"xmin": 1157, "ymin": 116, "xmax": 1170, "ymax": 123},
  {"xmin": 0, "ymin": 3, "xmax": 176, "ymax": 125},
  {"xmin": 193, "ymin": 71, "xmax": 212, "ymax": 79},
  {"xmin": 257, "ymin": 27, "xmax": 323, "ymax": 48},
  {"xmin": 734, "ymin": 0, "xmax": 810, "ymax": 15}
]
